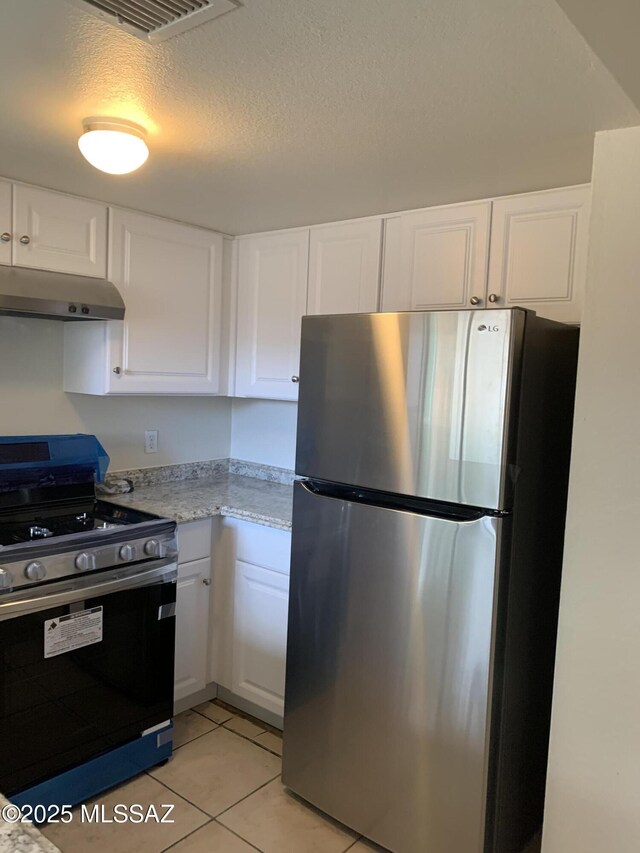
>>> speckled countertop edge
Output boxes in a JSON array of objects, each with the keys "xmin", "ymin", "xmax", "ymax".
[
  {"xmin": 106, "ymin": 473, "xmax": 293, "ymax": 531},
  {"xmin": 104, "ymin": 458, "xmax": 294, "ymax": 489},
  {"xmin": 0, "ymin": 796, "xmax": 60, "ymax": 853}
]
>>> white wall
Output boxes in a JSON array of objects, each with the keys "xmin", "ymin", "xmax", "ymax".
[
  {"xmin": 0, "ymin": 316, "xmax": 232, "ymax": 471},
  {"xmin": 543, "ymin": 125, "xmax": 640, "ymax": 852},
  {"xmin": 231, "ymin": 399, "xmax": 298, "ymax": 469}
]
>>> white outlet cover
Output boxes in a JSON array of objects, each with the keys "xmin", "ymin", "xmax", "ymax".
[{"xmin": 144, "ymin": 430, "xmax": 159, "ymax": 453}]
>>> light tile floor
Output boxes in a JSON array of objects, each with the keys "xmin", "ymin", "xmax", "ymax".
[
  {"xmin": 42, "ymin": 701, "xmax": 376, "ymax": 853},
  {"xmin": 42, "ymin": 700, "xmax": 542, "ymax": 853}
]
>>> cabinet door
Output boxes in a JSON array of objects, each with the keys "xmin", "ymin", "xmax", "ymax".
[
  {"xmin": 232, "ymin": 559, "xmax": 290, "ymax": 716},
  {"xmin": 0, "ymin": 180, "xmax": 11, "ymax": 266},
  {"xmin": 487, "ymin": 187, "xmax": 590, "ymax": 323},
  {"xmin": 13, "ymin": 185, "xmax": 107, "ymax": 277},
  {"xmin": 108, "ymin": 209, "xmax": 223, "ymax": 394},
  {"xmin": 235, "ymin": 230, "xmax": 309, "ymax": 400},
  {"xmin": 307, "ymin": 220, "xmax": 382, "ymax": 315},
  {"xmin": 382, "ymin": 202, "xmax": 491, "ymax": 311},
  {"xmin": 174, "ymin": 557, "xmax": 211, "ymax": 703}
]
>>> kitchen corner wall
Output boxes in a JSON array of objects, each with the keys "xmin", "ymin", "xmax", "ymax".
[
  {"xmin": 231, "ymin": 399, "xmax": 298, "ymax": 470},
  {"xmin": 0, "ymin": 316, "xmax": 232, "ymax": 470},
  {"xmin": 542, "ymin": 125, "xmax": 640, "ymax": 853}
]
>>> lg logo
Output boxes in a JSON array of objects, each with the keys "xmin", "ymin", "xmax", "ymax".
[{"xmin": 477, "ymin": 324, "xmax": 500, "ymax": 333}]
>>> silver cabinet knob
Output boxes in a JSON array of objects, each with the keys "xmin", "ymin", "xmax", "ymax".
[
  {"xmin": 0, "ymin": 567, "xmax": 14, "ymax": 590},
  {"xmin": 19, "ymin": 235, "xmax": 30, "ymax": 245},
  {"xmin": 25, "ymin": 561, "xmax": 46, "ymax": 582},
  {"xmin": 113, "ymin": 366, "xmax": 121, "ymax": 375},
  {"xmin": 488, "ymin": 293, "xmax": 499, "ymax": 304},
  {"xmin": 119, "ymin": 544, "xmax": 137, "ymax": 562},
  {"xmin": 469, "ymin": 296, "xmax": 481, "ymax": 306},
  {"xmin": 202, "ymin": 578, "xmax": 211, "ymax": 586},
  {"xmin": 291, "ymin": 375, "xmax": 299, "ymax": 383},
  {"xmin": 0, "ymin": 232, "xmax": 10, "ymax": 242},
  {"xmin": 75, "ymin": 552, "xmax": 97, "ymax": 571}
]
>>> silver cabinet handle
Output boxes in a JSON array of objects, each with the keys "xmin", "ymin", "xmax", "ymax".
[
  {"xmin": 488, "ymin": 293, "xmax": 499, "ymax": 304},
  {"xmin": 113, "ymin": 366, "xmax": 121, "ymax": 375},
  {"xmin": 19, "ymin": 235, "xmax": 30, "ymax": 245},
  {"xmin": 202, "ymin": 578, "xmax": 211, "ymax": 586},
  {"xmin": 291, "ymin": 375, "xmax": 299, "ymax": 383},
  {"xmin": 469, "ymin": 296, "xmax": 481, "ymax": 306},
  {"xmin": 0, "ymin": 233, "xmax": 10, "ymax": 243}
]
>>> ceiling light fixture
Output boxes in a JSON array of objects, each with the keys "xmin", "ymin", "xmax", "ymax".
[{"xmin": 78, "ymin": 117, "xmax": 149, "ymax": 175}]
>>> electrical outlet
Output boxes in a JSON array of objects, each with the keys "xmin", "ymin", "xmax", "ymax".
[{"xmin": 144, "ymin": 430, "xmax": 158, "ymax": 454}]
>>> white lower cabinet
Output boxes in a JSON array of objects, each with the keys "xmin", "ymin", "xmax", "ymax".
[
  {"xmin": 211, "ymin": 518, "xmax": 292, "ymax": 720},
  {"xmin": 174, "ymin": 520, "xmax": 213, "ymax": 703},
  {"xmin": 232, "ymin": 560, "xmax": 290, "ymax": 715}
]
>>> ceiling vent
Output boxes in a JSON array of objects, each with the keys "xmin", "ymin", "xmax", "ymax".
[{"xmin": 67, "ymin": 0, "xmax": 242, "ymax": 43}]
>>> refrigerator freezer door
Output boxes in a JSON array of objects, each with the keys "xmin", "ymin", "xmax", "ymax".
[
  {"xmin": 283, "ymin": 481, "xmax": 503, "ymax": 853},
  {"xmin": 296, "ymin": 308, "xmax": 524, "ymax": 511}
]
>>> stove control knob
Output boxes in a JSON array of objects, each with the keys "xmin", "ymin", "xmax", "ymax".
[
  {"xmin": 25, "ymin": 561, "xmax": 46, "ymax": 582},
  {"xmin": 0, "ymin": 568, "xmax": 13, "ymax": 590},
  {"xmin": 144, "ymin": 539, "xmax": 169, "ymax": 558},
  {"xmin": 119, "ymin": 544, "xmax": 137, "ymax": 562},
  {"xmin": 75, "ymin": 552, "xmax": 97, "ymax": 572}
]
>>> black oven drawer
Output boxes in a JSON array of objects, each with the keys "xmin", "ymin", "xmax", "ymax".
[{"xmin": 0, "ymin": 561, "xmax": 176, "ymax": 795}]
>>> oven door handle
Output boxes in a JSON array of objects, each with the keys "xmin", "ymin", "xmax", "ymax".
[{"xmin": 0, "ymin": 559, "xmax": 177, "ymax": 621}]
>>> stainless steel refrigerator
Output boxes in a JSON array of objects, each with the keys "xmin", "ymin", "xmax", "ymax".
[{"xmin": 282, "ymin": 308, "xmax": 578, "ymax": 853}]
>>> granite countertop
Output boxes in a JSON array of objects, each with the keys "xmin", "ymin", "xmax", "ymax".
[
  {"xmin": 107, "ymin": 472, "xmax": 294, "ymax": 530},
  {"xmin": 0, "ymin": 796, "xmax": 60, "ymax": 853}
]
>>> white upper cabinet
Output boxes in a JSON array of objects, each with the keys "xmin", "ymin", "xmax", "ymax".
[
  {"xmin": 64, "ymin": 209, "xmax": 224, "ymax": 395},
  {"xmin": 487, "ymin": 186, "xmax": 590, "ymax": 323},
  {"xmin": 307, "ymin": 220, "xmax": 382, "ymax": 315},
  {"xmin": 13, "ymin": 185, "xmax": 107, "ymax": 277},
  {"xmin": 382, "ymin": 202, "xmax": 491, "ymax": 311},
  {"xmin": 0, "ymin": 180, "xmax": 11, "ymax": 266},
  {"xmin": 235, "ymin": 230, "xmax": 309, "ymax": 401}
]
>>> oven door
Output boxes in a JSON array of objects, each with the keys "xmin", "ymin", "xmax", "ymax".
[{"xmin": 0, "ymin": 560, "xmax": 176, "ymax": 796}]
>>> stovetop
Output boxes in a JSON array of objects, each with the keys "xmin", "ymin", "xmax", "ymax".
[
  {"xmin": 0, "ymin": 498, "xmax": 177, "ymax": 595},
  {"xmin": 0, "ymin": 500, "xmax": 156, "ymax": 548}
]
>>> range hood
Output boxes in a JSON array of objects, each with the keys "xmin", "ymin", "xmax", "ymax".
[{"xmin": 0, "ymin": 266, "xmax": 125, "ymax": 321}]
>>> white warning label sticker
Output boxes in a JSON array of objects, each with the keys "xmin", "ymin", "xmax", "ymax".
[{"xmin": 44, "ymin": 606, "xmax": 103, "ymax": 659}]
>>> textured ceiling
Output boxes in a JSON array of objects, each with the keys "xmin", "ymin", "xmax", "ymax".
[
  {"xmin": 0, "ymin": 0, "xmax": 637, "ymax": 235},
  {"xmin": 555, "ymin": 0, "xmax": 640, "ymax": 111}
]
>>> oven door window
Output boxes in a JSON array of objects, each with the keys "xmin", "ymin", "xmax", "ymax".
[{"xmin": 0, "ymin": 579, "xmax": 176, "ymax": 795}]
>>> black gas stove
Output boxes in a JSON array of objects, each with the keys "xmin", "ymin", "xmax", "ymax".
[
  {"xmin": 0, "ymin": 435, "xmax": 176, "ymax": 592},
  {"xmin": 0, "ymin": 434, "xmax": 177, "ymax": 805}
]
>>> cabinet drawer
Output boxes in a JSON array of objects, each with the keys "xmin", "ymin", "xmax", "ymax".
[
  {"xmin": 177, "ymin": 518, "xmax": 213, "ymax": 563},
  {"xmin": 231, "ymin": 519, "xmax": 292, "ymax": 574}
]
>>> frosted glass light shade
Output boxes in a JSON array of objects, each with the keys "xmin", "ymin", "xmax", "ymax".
[{"xmin": 78, "ymin": 118, "xmax": 149, "ymax": 175}]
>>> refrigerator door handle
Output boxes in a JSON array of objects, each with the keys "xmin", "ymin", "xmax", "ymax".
[{"xmin": 299, "ymin": 478, "xmax": 497, "ymax": 523}]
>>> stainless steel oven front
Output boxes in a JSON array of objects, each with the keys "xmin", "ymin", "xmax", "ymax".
[{"xmin": 0, "ymin": 558, "xmax": 177, "ymax": 796}]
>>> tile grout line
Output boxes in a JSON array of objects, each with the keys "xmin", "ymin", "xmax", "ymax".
[
  {"xmin": 148, "ymin": 756, "xmax": 281, "ymax": 824},
  {"xmin": 214, "ymin": 771, "xmax": 282, "ymax": 821},
  {"xmin": 144, "ymin": 774, "xmax": 215, "ymax": 822},
  {"xmin": 212, "ymin": 817, "xmax": 264, "ymax": 852},
  {"xmin": 181, "ymin": 707, "xmax": 283, "ymax": 757},
  {"xmin": 158, "ymin": 816, "xmax": 214, "ymax": 853},
  {"xmin": 172, "ymin": 721, "xmax": 221, "ymax": 751}
]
